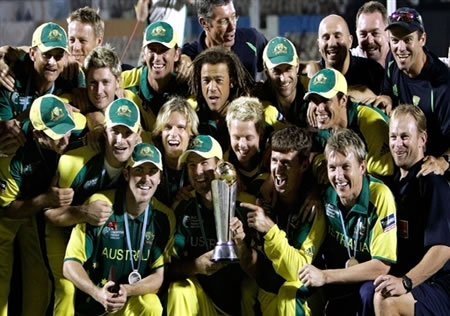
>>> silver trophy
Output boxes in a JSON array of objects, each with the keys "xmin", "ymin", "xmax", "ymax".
[{"xmin": 211, "ymin": 161, "xmax": 238, "ymax": 262}]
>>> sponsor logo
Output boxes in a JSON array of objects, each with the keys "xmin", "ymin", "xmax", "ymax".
[{"xmin": 380, "ymin": 213, "xmax": 396, "ymax": 233}]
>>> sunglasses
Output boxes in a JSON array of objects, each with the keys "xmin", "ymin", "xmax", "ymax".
[{"xmin": 389, "ymin": 11, "xmax": 423, "ymax": 25}]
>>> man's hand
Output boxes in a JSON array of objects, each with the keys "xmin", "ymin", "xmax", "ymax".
[
  {"xmin": 194, "ymin": 250, "xmax": 227, "ymax": 276},
  {"xmin": 373, "ymin": 274, "xmax": 406, "ymax": 297},
  {"xmin": 81, "ymin": 200, "xmax": 113, "ymax": 226},
  {"xmin": 135, "ymin": 0, "xmax": 150, "ymax": 22},
  {"xmin": 176, "ymin": 54, "xmax": 192, "ymax": 84},
  {"xmin": 230, "ymin": 216, "xmax": 245, "ymax": 245},
  {"xmin": 45, "ymin": 186, "xmax": 74, "ymax": 208},
  {"xmin": 417, "ymin": 155, "xmax": 449, "ymax": 177},
  {"xmin": 175, "ymin": 184, "xmax": 193, "ymax": 201},
  {"xmin": 373, "ymin": 95, "xmax": 393, "ymax": 116},
  {"xmin": 298, "ymin": 264, "xmax": 327, "ymax": 287},
  {"xmin": 95, "ymin": 281, "xmax": 128, "ymax": 314},
  {"xmin": 307, "ymin": 101, "xmax": 317, "ymax": 128},
  {"xmin": 70, "ymin": 88, "xmax": 90, "ymax": 113},
  {"xmin": 62, "ymin": 55, "xmax": 81, "ymax": 81},
  {"xmin": 242, "ymin": 202, "xmax": 275, "ymax": 234},
  {"xmin": 0, "ymin": 119, "xmax": 26, "ymax": 156},
  {"xmin": 0, "ymin": 59, "xmax": 15, "ymax": 92}
]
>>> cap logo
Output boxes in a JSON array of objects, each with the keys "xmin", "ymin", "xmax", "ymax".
[
  {"xmin": 50, "ymin": 106, "xmax": 64, "ymax": 122},
  {"xmin": 191, "ymin": 137, "xmax": 203, "ymax": 149},
  {"xmin": 313, "ymin": 73, "xmax": 327, "ymax": 85},
  {"xmin": 140, "ymin": 146, "xmax": 154, "ymax": 158},
  {"xmin": 273, "ymin": 43, "xmax": 288, "ymax": 55},
  {"xmin": 48, "ymin": 29, "xmax": 63, "ymax": 41},
  {"xmin": 116, "ymin": 105, "xmax": 132, "ymax": 117},
  {"xmin": 152, "ymin": 26, "xmax": 166, "ymax": 37}
]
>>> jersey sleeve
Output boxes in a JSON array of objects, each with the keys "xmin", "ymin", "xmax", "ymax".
[
  {"xmin": 0, "ymin": 157, "xmax": 20, "ymax": 207},
  {"xmin": 369, "ymin": 182, "xmax": 397, "ymax": 264},
  {"xmin": 263, "ymin": 204, "xmax": 326, "ymax": 282},
  {"xmin": 357, "ymin": 105, "xmax": 394, "ymax": 177},
  {"xmin": 64, "ymin": 222, "xmax": 93, "ymax": 264}
]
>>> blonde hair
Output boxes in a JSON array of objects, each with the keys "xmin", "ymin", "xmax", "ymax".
[
  {"xmin": 225, "ymin": 96, "xmax": 265, "ymax": 134},
  {"xmin": 391, "ymin": 104, "xmax": 427, "ymax": 134}
]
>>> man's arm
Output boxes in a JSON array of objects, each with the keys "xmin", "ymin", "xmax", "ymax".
[
  {"xmin": 45, "ymin": 200, "xmax": 112, "ymax": 227},
  {"xmin": 168, "ymin": 249, "xmax": 226, "ymax": 281},
  {"xmin": 230, "ymin": 216, "xmax": 259, "ymax": 278},
  {"xmin": 123, "ymin": 266, "xmax": 164, "ymax": 297},
  {"xmin": 299, "ymin": 258, "xmax": 391, "ymax": 287},
  {"xmin": 374, "ymin": 245, "xmax": 450, "ymax": 296}
]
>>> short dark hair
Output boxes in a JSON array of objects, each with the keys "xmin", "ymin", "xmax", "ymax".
[
  {"xmin": 190, "ymin": 46, "xmax": 254, "ymax": 105},
  {"xmin": 271, "ymin": 126, "xmax": 312, "ymax": 162},
  {"xmin": 356, "ymin": 1, "xmax": 388, "ymax": 26},
  {"xmin": 196, "ymin": 0, "xmax": 233, "ymax": 19}
]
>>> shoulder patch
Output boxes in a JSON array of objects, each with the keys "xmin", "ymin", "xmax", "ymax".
[{"xmin": 380, "ymin": 213, "xmax": 396, "ymax": 233}]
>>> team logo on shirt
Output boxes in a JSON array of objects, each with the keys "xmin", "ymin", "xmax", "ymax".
[
  {"xmin": 412, "ymin": 95, "xmax": 420, "ymax": 106},
  {"xmin": 325, "ymin": 203, "xmax": 338, "ymax": 218},
  {"xmin": 182, "ymin": 215, "xmax": 201, "ymax": 229},
  {"xmin": 145, "ymin": 231, "xmax": 154, "ymax": 245},
  {"xmin": 152, "ymin": 26, "xmax": 166, "ymax": 37},
  {"xmin": 0, "ymin": 179, "xmax": 7, "ymax": 194},
  {"xmin": 380, "ymin": 213, "xmax": 396, "ymax": 233},
  {"xmin": 117, "ymin": 105, "xmax": 132, "ymax": 117},
  {"xmin": 273, "ymin": 43, "xmax": 288, "ymax": 56},
  {"xmin": 50, "ymin": 106, "xmax": 64, "ymax": 122},
  {"xmin": 48, "ymin": 29, "xmax": 63, "ymax": 41}
]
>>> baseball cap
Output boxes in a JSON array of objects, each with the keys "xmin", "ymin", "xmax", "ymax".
[
  {"xmin": 127, "ymin": 143, "xmax": 163, "ymax": 170},
  {"xmin": 385, "ymin": 8, "xmax": 425, "ymax": 34},
  {"xmin": 179, "ymin": 135, "xmax": 223, "ymax": 164},
  {"xmin": 32, "ymin": 22, "xmax": 69, "ymax": 53},
  {"xmin": 30, "ymin": 95, "xmax": 75, "ymax": 140},
  {"xmin": 142, "ymin": 21, "xmax": 178, "ymax": 48},
  {"xmin": 263, "ymin": 37, "xmax": 299, "ymax": 70},
  {"xmin": 105, "ymin": 98, "xmax": 141, "ymax": 133},
  {"xmin": 304, "ymin": 68, "xmax": 348, "ymax": 100}
]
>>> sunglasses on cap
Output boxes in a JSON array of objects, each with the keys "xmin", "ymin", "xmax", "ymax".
[{"xmin": 389, "ymin": 10, "xmax": 423, "ymax": 25}]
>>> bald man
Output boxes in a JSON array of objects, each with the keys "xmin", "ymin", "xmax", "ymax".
[{"xmin": 317, "ymin": 14, "xmax": 384, "ymax": 96}]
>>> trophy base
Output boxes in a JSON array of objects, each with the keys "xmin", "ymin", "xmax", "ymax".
[{"xmin": 211, "ymin": 242, "xmax": 238, "ymax": 262}]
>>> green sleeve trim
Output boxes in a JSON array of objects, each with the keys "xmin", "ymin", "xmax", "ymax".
[
  {"xmin": 63, "ymin": 257, "xmax": 84, "ymax": 264},
  {"xmin": 372, "ymin": 256, "xmax": 396, "ymax": 264},
  {"xmin": 246, "ymin": 42, "xmax": 257, "ymax": 55}
]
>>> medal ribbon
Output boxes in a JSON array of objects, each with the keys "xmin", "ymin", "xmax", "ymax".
[
  {"xmin": 123, "ymin": 203, "xmax": 149, "ymax": 274},
  {"xmin": 339, "ymin": 212, "xmax": 362, "ymax": 261}
]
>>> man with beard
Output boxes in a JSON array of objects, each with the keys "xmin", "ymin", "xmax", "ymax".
[
  {"xmin": 122, "ymin": 21, "xmax": 189, "ymax": 130},
  {"xmin": 378, "ymin": 7, "xmax": 450, "ymax": 177},
  {"xmin": 0, "ymin": 95, "xmax": 76, "ymax": 316},
  {"xmin": 181, "ymin": 0, "xmax": 267, "ymax": 79},
  {"xmin": 240, "ymin": 126, "xmax": 326, "ymax": 316},
  {"xmin": 64, "ymin": 142, "xmax": 175, "ymax": 316},
  {"xmin": 167, "ymin": 135, "xmax": 256, "ymax": 315},
  {"xmin": 43, "ymin": 98, "xmax": 142, "ymax": 315},
  {"xmin": 317, "ymin": 14, "xmax": 384, "ymax": 97},
  {"xmin": 299, "ymin": 129, "xmax": 397, "ymax": 316},
  {"xmin": 373, "ymin": 104, "xmax": 450, "ymax": 316},
  {"xmin": 151, "ymin": 96, "xmax": 199, "ymax": 205},
  {"xmin": 305, "ymin": 68, "xmax": 393, "ymax": 181},
  {"xmin": 351, "ymin": 1, "xmax": 390, "ymax": 69},
  {"xmin": 257, "ymin": 36, "xmax": 308, "ymax": 128}
]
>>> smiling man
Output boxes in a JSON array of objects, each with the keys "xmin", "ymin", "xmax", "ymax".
[
  {"xmin": 181, "ymin": 0, "xmax": 267, "ymax": 79},
  {"xmin": 42, "ymin": 98, "xmax": 142, "ymax": 315},
  {"xmin": 351, "ymin": 1, "xmax": 389, "ymax": 68},
  {"xmin": 305, "ymin": 68, "xmax": 393, "ymax": 180},
  {"xmin": 380, "ymin": 7, "xmax": 450, "ymax": 177},
  {"xmin": 63, "ymin": 142, "xmax": 175, "ymax": 316},
  {"xmin": 299, "ymin": 128, "xmax": 397, "ymax": 316},
  {"xmin": 122, "ymin": 21, "xmax": 189, "ymax": 131}
]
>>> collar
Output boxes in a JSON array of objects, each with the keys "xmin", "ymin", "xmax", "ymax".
[
  {"xmin": 394, "ymin": 158, "xmax": 423, "ymax": 184},
  {"xmin": 139, "ymin": 66, "xmax": 177, "ymax": 103},
  {"xmin": 112, "ymin": 188, "xmax": 153, "ymax": 223},
  {"xmin": 328, "ymin": 174, "xmax": 371, "ymax": 216}
]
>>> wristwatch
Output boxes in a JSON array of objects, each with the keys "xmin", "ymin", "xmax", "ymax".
[{"xmin": 402, "ymin": 275, "xmax": 413, "ymax": 292}]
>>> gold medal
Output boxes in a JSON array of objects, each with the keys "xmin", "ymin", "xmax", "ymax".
[{"xmin": 345, "ymin": 257, "xmax": 359, "ymax": 268}]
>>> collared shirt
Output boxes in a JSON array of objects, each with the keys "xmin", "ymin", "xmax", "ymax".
[
  {"xmin": 64, "ymin": 188, "xmax": 175, "ymax": 313},
  {"xmin": 182, "ymin": 28, "xmax": 268, "ymax": 79},
  {"xmin": 391, "ymin": 159, "xmax": 450, "ymax": 281},
  {"xmin": 383, "ymin": 48, "xmax": 450, "ymax": 156}
]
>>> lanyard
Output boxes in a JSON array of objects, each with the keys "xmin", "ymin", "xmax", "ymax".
[
  {"xmin": 123, "ymin": 203, "xmax": 149, "ymax": 273},
  {"xmin": 339, "ymin": 212, "xmax": 362, "ymax": 260}
]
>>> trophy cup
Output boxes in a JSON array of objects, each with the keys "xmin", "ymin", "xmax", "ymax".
[{"xmin": 211, "ymin": 161, "xmax": 238, "ymax": 262}]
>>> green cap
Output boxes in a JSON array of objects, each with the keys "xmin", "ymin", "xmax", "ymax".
[
  {"xmin": 29, "ymin": 95, "xmax": 75, "ymax": 140},
  {"xmin": 105, "ymin": 98, "xmax": 141, "ymax": 133},
  {"xmin": 127, "ymin": 143, "xmax": 163, "ymax": 170},
  {"xmin": 263, "ymin": 36, "xmax": 299, "ymax": 69},
  {"xmin": 32, "ymin": 22, "xmax": 68, "ymax": 53},
  {"xmin": 304, "ymin": 68, "xmax": 348, "ymax": 100},
  {"xmin": 143, "ymin": 21, "xmax": 178, "ymax": 48},
  {"xmin": 179, "ymin": 135, "xmax": 223, "ymax": 164}
]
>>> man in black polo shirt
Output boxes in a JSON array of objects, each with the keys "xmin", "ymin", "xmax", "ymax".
[
  {"xmin": 373, "ymin": 104, "xmax": 450, "ymax": 315},
  {"xmin": 379, "ymin": 7, "xmax": 450, "ymax": 177}
]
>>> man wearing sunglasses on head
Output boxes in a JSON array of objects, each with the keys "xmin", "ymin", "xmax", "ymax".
[{"xmin": 376, "ymin": 8, "xmax": 450, "ymax": 179}]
